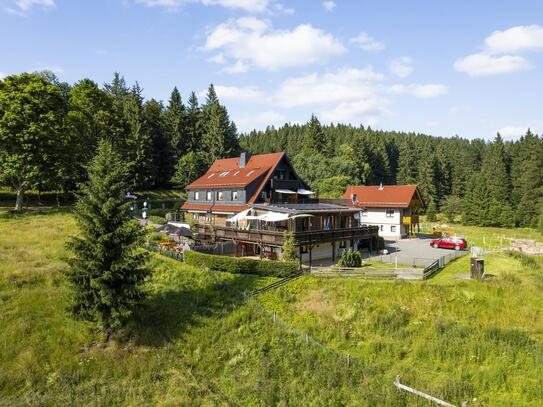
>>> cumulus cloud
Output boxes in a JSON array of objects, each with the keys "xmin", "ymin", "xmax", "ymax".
[
  {"xmin": 389, "ymin": 83, "xmax": 448, "ymax": 98},
  {"xmin": 455, "ymin": 25, "xmax": 543, "ymax": 76},
  {"xmin": 274, "ymin": 67, "xmax": 384, "ymax": 108},
  {"xmin": 349, "ymin": 32, "xmax": 385, "ymax": 51},
  {"xmin": 485, "ymin": 25, "xmax": 543, "ymax": 54},
  {"xmin": 454, "ymin": 53, "xmax": 531, "ymax": 77},
  {"xmin": 390, "ymin": 56, "xmax": 413, "ymax": 78},
  {"xmin": 322, "ymin": 1, "xmax": 335, "ymax": 12},
  {"xmin": 0, "ymin": 72, "xmax": 6, "ymax": 80},
  {"xmin": 203, "ymin": 17, "xmax": 346, "ymax": 71}
]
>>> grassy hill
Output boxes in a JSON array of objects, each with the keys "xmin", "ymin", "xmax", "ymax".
[{"xmin": 1, "ymin": 209, "xmax": 542, "ymax": 406}]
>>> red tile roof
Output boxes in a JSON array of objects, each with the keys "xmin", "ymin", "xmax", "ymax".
[
  {"xmin": 182, "ymin": 152, "xmax": 286, "ymax": 213},
  {"xmin": 342, "ymin": 185, "xmax": 420, "ymax": 208},
  {"xmin": 186, "ymin": 152, "xmax": 284, "ymax": 190}
]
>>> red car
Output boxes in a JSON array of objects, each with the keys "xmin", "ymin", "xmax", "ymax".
[{"xmin": 430, "ymin": 236, "xmax": 467, "ymax": 251}]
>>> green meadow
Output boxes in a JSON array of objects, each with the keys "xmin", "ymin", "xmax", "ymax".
[{"xmin": 1, "ymin": 209, "xmax": 542, "ymax": 406}]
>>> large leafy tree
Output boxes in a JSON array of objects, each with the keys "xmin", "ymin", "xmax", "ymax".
[
  {"xmin": 171, "ymin": 150, "xmax": 207, "ymax": 189},
  {"xmin": 0, "ymin": 73, "xmax": 67, "ymax": 211},
  {"xmin": 67, "ymin": 139, "xmax": 149, "ymax": 339}
]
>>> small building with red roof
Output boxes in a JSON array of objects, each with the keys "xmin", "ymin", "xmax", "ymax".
[{"xmin": 342, "ymin": 184, "xmax": 423, "ymax": 239}]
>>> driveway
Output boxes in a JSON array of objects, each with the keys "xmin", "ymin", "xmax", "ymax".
[{"xmin": 365, "ymin": 235, "xmax": 460, "ymax": 267}]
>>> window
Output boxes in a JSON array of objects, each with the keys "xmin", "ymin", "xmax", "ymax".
[
  {"xmin": 232, "ymin": 191, "xmax": 239, "ymax": 201},
  {"xmin": 233, "ymin": 170, "xmax": 240, "ymax": 176},
  {"xmin": 339, "ymin": 241, "xmax": 347, "ymax": 248},
  {"xmin": 351, "ymin": 193, "xmax": 357, "ymax": 202},
  {"xmin": 391, "ymin": 226, "xmax": 396, "ymax": 233},
  {"xmin": 361, "ymin": 209, "xmax": 368, "ymax": 217},
  {"xmin": 206, "ymin": 191, "xmax": 212, "ymax": 201},
  {"xmin": 205, "ymin": 213, "xmax": 212, "ymax": 222},
  {"xmin": 207, "ymin": 173, "xmax": 216, "ymax": 179},
  {"xmin": 194, "ymin": 192, "xmax": 200, "ymax": 200},
  {"xmin": 219, "ymin": 170, "xmax": 230, "ymax": 177},
  {"xmin": 386, "ymin": 210, "xmax": 395, "ymax": 218},
  {"xmin": 193, "ymin": 213, "xmax": 199, "ymax": 221},
  {"xmin": 379, "ymin": 225, "xmax": 384, "ymax": 232},
  {"xmin": 261, "ymin": 191, "xmax": 267, "ymax": 199},
  {"xmin": 217, "ymin": 191, "xmax": 224, "ymax": 201},
  {"xmin": 246, "ymin": 169, "xmax": 255, "ymax": 176}
]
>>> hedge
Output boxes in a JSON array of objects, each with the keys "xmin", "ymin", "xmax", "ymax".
[{"xmin": 184, "ymin": 250, "xmax": 299, "ymax": 277}]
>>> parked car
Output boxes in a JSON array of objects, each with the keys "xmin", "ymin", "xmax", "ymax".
[{"xmin": 429, "ymin": 236, "xmax": 467, "ymax": 251}]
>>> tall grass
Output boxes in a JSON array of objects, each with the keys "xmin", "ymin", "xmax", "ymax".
[{"xmin": 1, "ymin": 210, "xmax": 542, "ymax": 406}]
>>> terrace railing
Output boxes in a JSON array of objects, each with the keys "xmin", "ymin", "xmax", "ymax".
[{"xmin": 196, "ymin": 225, "xmax": 379, "ymax": 247}]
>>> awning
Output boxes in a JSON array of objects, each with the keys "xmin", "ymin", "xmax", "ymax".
[
  {"xmin": 226, "ymin": 208, "xmax": 252, "ymax": 222},
  {"xmin": 297, "ymin": 188, "xmax": 315, "ymax": 195},
  {"xmin": 289, "ymin": 213, "xmax": 314, "ymax": 219},
  {"xmin": 256, "ymin": 211, "xmax": 290, "ymax": 222},
  {"xmin": 275, "ymin": 189, "xmax": 297, "ymax": 194}
]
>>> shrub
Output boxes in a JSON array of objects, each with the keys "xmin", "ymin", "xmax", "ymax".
[
  {"xmin": 184, "ymin": 250, "xmax": 298, "ymax": 277},
  {"xmin": 148, "ymin": 208, "xmax": 170, "ymax": 217},
  {"xmin": 337, "ymin": 250, "xmax": 362, "ymax": 267},
  {"xmin": 282, "ymin": 232, "xmax": 297, "ymax": 261},
  {"xmin": 148, "ymin": 215, "xmax": 167, "ymax": 225},
  {"xmin": 148, "ymin": 232, "xmax": 168, "ymax": 242}
]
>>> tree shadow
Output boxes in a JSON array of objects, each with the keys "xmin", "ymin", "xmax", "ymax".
[{"xmin": 123, "ymin": 271, "xmax": 260, "ymax": 347}]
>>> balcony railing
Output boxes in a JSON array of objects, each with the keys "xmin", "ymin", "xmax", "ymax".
[{"xmin": 196, "ymin": 225, "xmax": 379, "ymax": 246}]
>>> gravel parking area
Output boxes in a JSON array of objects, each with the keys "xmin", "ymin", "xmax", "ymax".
[{"xmin": 366, "ymin": 235, "xmax": 461, "ymax": 267}]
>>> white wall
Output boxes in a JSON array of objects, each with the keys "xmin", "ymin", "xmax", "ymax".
[{"xmin": 360, "ymin": 208, "xmax": 405, "ymax": 239}]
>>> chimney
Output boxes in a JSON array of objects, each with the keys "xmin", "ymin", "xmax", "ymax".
[
  {"xmin": 379, "ymin": 182, "xmax": 384, "ymax": 190},
  {"xmin": 239, "ymin": 152, "xmax": 251, "ymax": 168}
]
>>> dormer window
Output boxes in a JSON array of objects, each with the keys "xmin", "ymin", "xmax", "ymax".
[
  {"xmin": 246, "ymin": 170, "xmax": 255, "ymax": 176},
  {"xmin": 232, "ymin": 191, "xmax": 239, "ymax": 200},
  {"xmin": 233, "ymin": 170, "xmax": 240, "ymax": 176},
  {"xmin": 194, "ymin": 192, "xmax": 200, "ymax": 200},
  {"xmin": 217, "ymin": 191, "xmax": 224, "ymax": 201},
  {"xmin": 206, "ymin": 191, "xmax": 212, "ymax": 201},
  {"xmin": 220, "ymin": 171, "xmax": 230, "ymax": 177},
  {"xmin": 208, "ymin": 173, "xmax": 216, "ymax": 179}
]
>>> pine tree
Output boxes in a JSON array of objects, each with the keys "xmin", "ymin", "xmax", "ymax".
[
  {"xmin": 186, "ymin": 91, "xmax": 202, "ymax": 153},
  {"xmin": 201, "ymin": 84, "xmax": 238, "ymax": 163},
  {"xmin": 142, "ymin": 99, "xmax": 172, "ymax": 187},
  {"xmin": 396, "ymin": 140, "xmax": 418, "ymax": 185},
  {"xmin": 124, "ymin": 86, "xmax": 153, "ymax": 190},
  {"xmin": 426, "ymin": 199, "xmax": 437, "ymax": 222},
  {"xmin": 306, "ymin": 114, "xmax": 327, "ymax": 154},
  {"xmin": 66, "ymin": 140, "xmax": 149, "ymax": 339},
  {"xmin": 164, "ymin": 87, "xmax": 187, "ymax": 160}
]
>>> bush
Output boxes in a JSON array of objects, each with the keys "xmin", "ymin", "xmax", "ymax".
[
  {"xmin": 337, "ymin": 250, "xmax": 362, "ymax": 267},
  {"xmin": 148, "ymin": 208, "xmax": 170, "ymax": 217},
  {"xmin": 184, "ymin": 250, "xmax": 298, "ymax": 277},
  {"xmin": 148, "ymin": 215, "xmax": 167, "ymax": 225},
  {"xmin": 148, "ymin": 232, "xmax": 168, "ymax": 242}
]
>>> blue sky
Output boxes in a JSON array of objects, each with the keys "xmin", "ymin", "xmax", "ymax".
[{"xmin": 1, "ymin": 0, "xmax": 542, "ymax": 139}]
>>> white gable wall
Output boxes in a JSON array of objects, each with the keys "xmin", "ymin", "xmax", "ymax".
[{"xmin": 360, "ymin": 207, "xmax": 406, "ymax": 239}]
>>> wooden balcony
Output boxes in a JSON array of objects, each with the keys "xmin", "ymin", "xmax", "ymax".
[
  {"xmin": 196, "ymin": 225, "xmax": 379, "ymax": 247},
  {"xmin": 402, "ymin": 215, "xmax": 419, "ymax": 225}
]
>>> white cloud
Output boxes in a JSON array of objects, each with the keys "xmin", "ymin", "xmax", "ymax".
[
  {"xmin": 455, "ymin": 25, "xmax": 543, "ymax": 77},
  {"xmin": 389, "ymin": 83, "xmax": 448, "ymax": 98},
  {"xmin": 449, "ymin": 105, "xmax": 472, "ymax": 114},
  {"xmin": 213, "ymin": 85, "xmax": 266, "ymax": 102},
  {"xmin": 349, "ymin": 32, "xmax": 385, "ymax": 52},
  {"xmin": 322, "ymin": 1, "xmax": 335, "ymax": 12},
  {"xmin": 14, "ymin": 0, "xmax": 54, "ymax": 11},
  {"xmin": 201, "ymin": 0, "xmax": 268, "ymax": 13},
  {"xmin": 208, "ymin": 53, "xmax": 226, "ymax": 64},
  {"xmin": 274, "ymin": 67, "xmax": 384, "ymax": 108},
  {"xmin": 320, "ymin": 100, "xmax": 386, "ymax": 126},
  {"xmin": 497, "ymin": 125, "xmax": 536, "ymax": 140},
  {"xmin": 223, "ymin": 60, "xmax": 250, "ymax": 73},
  {"xmin": 390, "ymin": 56, "xmax": 413, "ymax": 78},
  {"xmin": 235, "ymin": 110, "xmax": 286, "ymax": 131},
  {"xmin": 36, "ymin": 65, "xmax": 64, "ymax": 75},
  {"xmin": 203, "ymin": 18, "xmax": 345, "ymax": 71},
  {"xmin": 0, "ymin": 72, "xmax": 6, "ymax": 80},
  {"xmin": 454, "ymin": 53, "xmax": 531, "ymax": 77},
  {"xmin": 485, "ymin": 25, "xmax": 543, "ymax": 54}
]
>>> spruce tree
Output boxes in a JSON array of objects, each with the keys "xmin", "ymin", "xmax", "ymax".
[
  {"xmin": 67, "ymin": 139, "xmax": 149, "ymax": 339},
  {"xmin": 186, "ymin": 91, "xmax": 202, "ymax": 153},
  {"xmin": 201, "ymin": 84, "xmax": 238, "ymax": 162},
  {"xmin": 164, "ymin": 87, "xmax": 187, "ymax": 160},
  {"xmin": 306, "ymin": 114, "xmax": 327, "ymax": 154},
  {"xmin": 396, "ymin": 140, "xmax": 418, "ymax": 185},
  {"xmin": 282, "ymin": 232, "xmax": 297, "ymax": 261}
]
